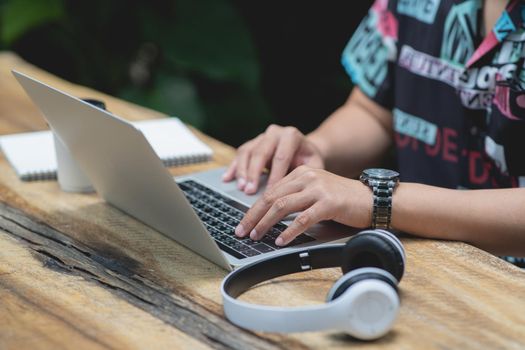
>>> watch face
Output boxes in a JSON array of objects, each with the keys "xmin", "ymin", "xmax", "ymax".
[{"xmin": 363, "ymin": 168, "xmax": 400, "ymax": 180}]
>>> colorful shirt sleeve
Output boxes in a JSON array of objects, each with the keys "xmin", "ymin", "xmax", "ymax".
[{"xmin": 341, "ymin": 0, "xmax": 398, "ymax": 109}]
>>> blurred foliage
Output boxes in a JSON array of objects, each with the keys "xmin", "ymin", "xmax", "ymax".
[
  {"xmin": 0, "ymin": 0, "xmax": 64, "ymax": 44},
  {"xmin": 0, "ymin": 1, "xmax": 368, "ymax": 146},
  {"xmin": 0, "ymin": 0, "xmax": 273, "ymax": 145}
]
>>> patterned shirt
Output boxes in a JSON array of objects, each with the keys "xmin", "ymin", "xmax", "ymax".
[{"xmin": 342, "ymin": 0, "xmax": 525, "ymax": 190}]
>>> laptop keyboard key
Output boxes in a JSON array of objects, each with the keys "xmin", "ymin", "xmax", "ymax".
[
  {"xmin": 214, "ymin": 241, "xmax": 244, "ymax": 259},
  {"xmin": 241, "ymin": 238, "xmax": 258, "ymax": 246},
  {"xmin": 243, "ymin": 249, "xmax": 259, "ymax": 257},
  {"xmin": 216, "ymin": 223, "xmax": 228, "ymax": 231},
  {"xmin": 292, "ymin": 234, "xmax": 315, "ymax": 244},
  {"xmin": 262, "ymin": 237, "xmax": 280, "ymax": 249},
  {"xmin": 223, "ymin": 228, "xmax": 236, "ymax": 236},
  {"xmin": 231, "ymin": 242, "xmax": 246, "ymax": 251},
  {"xmin": 224, "ymin": 218, "xmax": 237, "ymax": 227},
  {"xmin": 252, "ymin": 243, "xmax": 275, "ymax": 253},
  {"xmin": 178, "ymin": 182, "xmax": 190, "ymax": 192},
  {"xmin": 237, "ymin": 244, "xmax": 252, "ymax": 253},
  {"xmin": 274, "ymin": 223, "xmax": 287, "ymax": 231}
]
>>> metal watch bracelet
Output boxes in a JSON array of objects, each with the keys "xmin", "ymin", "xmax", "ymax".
[{"xmin": 371, "ymin": 180, "xmax": 396, "ymax": 229}]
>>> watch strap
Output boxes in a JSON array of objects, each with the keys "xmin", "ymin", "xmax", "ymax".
[{"xmin": 371, "ymin": 180, "xmax": 395, "ymax": 229}]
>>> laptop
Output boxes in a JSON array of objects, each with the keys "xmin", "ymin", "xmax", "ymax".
[{"xmin": 12, "ymin": 70, "xmax": 355, "ymax": 271}]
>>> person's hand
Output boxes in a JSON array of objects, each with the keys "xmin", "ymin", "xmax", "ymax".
[
  {"xmin": 222, "ymin": 124, "xmax": 325, "ymax": 195},
  {"xmin": 234, "ymin": 166, "xmax": 372, "ymax": 246}
]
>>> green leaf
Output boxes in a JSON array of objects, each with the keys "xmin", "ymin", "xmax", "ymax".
[
  {"xmin": 119, "ymin": 74, "xmax": 206, "ymax": 128},
  {"xmin": 201, "ymin": 85, "xmax": 274, "ymax": 146},
  {"xmin": 0, "ymin": 0, "xmax": 64, "ymax": 44},
  {"xmin": 158, "ymin": 0, "xmax": 260, "ymax": 88}
]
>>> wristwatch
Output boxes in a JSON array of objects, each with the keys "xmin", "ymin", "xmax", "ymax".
[{"xmin": 359, "ymin": 168, "xmax": 400, "ymax": 229}]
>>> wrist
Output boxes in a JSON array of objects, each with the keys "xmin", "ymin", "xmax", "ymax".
[
  {"xmin": 355, "ymin": 179, "xmax": 374, "ymax": 228},
  {"xmin": 306, "ymin": 132, "xmax": 329, "ymax": 164},
  {"xmin": 335, "ymin": 178, "xmax": 373, "ymax": 228}
]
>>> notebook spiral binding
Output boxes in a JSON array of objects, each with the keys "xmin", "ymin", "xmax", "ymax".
[
  {"xmin": 20, "ymin": 170, "xmax": 58, "ymax": 181},
  {"xmin": 18, "ymin": 154, "xmax": 213, "ymax": 182},
  {"xmin": 162, "ymin": 153, "xmax": 212, "ymax": 167}
]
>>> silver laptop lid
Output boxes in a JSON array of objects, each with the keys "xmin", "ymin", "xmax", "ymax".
[{"xmin": 12, "ymin": 70, "xmax": 231, "ymax": 270}]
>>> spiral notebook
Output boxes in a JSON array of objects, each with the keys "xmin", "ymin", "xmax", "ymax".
[{"xmin": 0, "ymin": 118, "xmax": 213, "ymax": 181}]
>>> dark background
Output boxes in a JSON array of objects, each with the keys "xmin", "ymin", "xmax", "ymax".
[{"xmin": 0, "ymin": 0, "xmax": 372, "ymax": 147}]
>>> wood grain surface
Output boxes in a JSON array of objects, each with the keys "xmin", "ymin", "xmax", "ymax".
[{"xmin": 0, "ymin": 52, "xmax": 524, "ymax": 350}]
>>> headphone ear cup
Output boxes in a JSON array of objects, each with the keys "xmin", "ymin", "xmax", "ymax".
[
  {"xmin": 325, "ymin": 267, "xmax": 400, "ymax": 340},
  {"xmin": 341, "ymin": 230, "xmax": 405, "ymax": 281},
  {"xmin": 326, "ymin": 267, "xmax": 398, "ymax": 302},
  {"xmin": 326, "ymin": 271, "xmax": 355, "ymax": 303}
]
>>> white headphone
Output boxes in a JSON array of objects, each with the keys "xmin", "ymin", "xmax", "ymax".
[{"xmin": 221, "ymin": 229, "xmax": 405, "ymax": 340}]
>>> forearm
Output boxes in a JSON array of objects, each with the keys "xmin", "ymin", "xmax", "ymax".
[
  {"xmin": 392, "ymin": 183, "xmax": 525, "ymax": 256},
  {"xmin": 307, "ymin": 88, "xmax": 393, "ymax": 178}
]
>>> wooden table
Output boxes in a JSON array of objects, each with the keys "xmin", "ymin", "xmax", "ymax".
[{"xmin": 0, "ymin": 52, "xmax": 524, "ymax": 350}]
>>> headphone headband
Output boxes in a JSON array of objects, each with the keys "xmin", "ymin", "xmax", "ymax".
[{"xmin": 222, "ymin": 244, "xmax": 345, "ymax": 298}]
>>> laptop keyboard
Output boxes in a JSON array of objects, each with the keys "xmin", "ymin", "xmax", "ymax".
[{"xmin": 178, "ymin": 180, "xmax": 315, "ymax": 259}]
